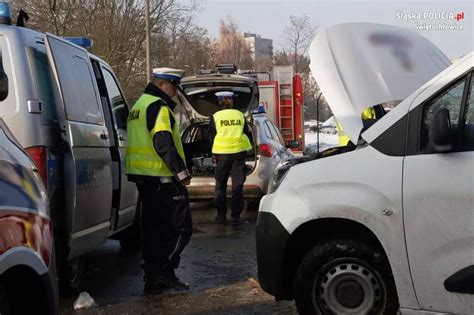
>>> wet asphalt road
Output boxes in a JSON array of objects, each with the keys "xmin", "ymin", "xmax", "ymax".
[{"xmin": 60, "ymin": 202, "xmax": 297, "ymax": 314}]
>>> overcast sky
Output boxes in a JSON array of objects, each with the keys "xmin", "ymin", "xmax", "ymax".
[{"xmin": 190, "ymin": 0, "xmax": 473, "ymax": 59}]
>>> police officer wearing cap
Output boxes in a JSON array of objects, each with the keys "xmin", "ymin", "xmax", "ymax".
[
  {"xmin": 209, "ymin": 91, "xmax": 252, "ymax": 226},
  {"xmin": 126, "ymin": 68, "xmax": 192, "ymax": 292}
]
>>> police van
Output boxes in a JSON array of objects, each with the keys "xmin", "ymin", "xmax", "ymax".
[
  {"xmin": 257, "ymin": 23, "xmax": 473, "ymax": 314},
  {"xmin": 0, "ymin": 4, "xmax": 138, "ymax": 291}
]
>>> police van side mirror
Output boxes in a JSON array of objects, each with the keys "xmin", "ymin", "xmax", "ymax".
[{"xmin": 429, "ymin": 108, "xmax": 453, "ymax": 153}]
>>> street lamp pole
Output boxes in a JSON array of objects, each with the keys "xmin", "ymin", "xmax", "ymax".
[
  {"xmin": 317, "ymin": 93, "xmax": 322, "ymax": 153},
  {"xmin": 145, "ymin": 0, "xmax": 152, "ymax": 82}
]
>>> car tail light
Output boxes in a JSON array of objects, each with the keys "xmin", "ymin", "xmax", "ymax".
[
  {"xmin": 26, "ymin": 146, "xmax": 47, "ymax": 186},
  {"xmin": 259, "ymin": 143, "xmax": 274, "ymax": 157}
]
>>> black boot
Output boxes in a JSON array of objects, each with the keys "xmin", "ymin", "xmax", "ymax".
[
  {"xmin": 144, "ymin": 274, "xmax": 166, "ymax": 294},
  {"xmin": 215, "ymin": 214, "xmax": 227, "ymax": 223},
  {"xmin": 158, "ymin": 268, "xmax": 189, "ymax": 290},
  {"xmin": 231, "ymin": 217, "xmax": 241, "ymax": 226}
]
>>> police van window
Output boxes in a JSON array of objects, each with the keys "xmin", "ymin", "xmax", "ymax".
[
  {"xmin": 421, "ymin": 77, "xmax": 466, "ymax": 152},
  {"xmin": 47, "ymin": 37, "xmax": 103, "ymax": 124},
  {"xmin": 102, "ymin": 68, "xmax": 128, "ymax": 130},
  {"xmin": 27, "ymin": 48, "xmax": 57, "ymax": 121},
  {"xmin": 0, "ymin": 50, "xmax": 7, "ymax": 102},
  {"xmin": 72, "ymin": 56, "xmax": 103, "ymax": 124}
]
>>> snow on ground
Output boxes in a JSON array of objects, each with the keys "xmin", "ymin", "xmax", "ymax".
[{"xmin": 304, "ymin": 130, "xmax": 339, "ymax": 154}]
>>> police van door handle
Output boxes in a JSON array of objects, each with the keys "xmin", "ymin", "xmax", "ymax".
[{"xmin": 100, "ymin": 133, "xmax": 109, "ymax": 140}]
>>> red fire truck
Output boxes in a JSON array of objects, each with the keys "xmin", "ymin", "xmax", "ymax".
[{"xmin": 252, "ymin": 66, "xmax": 305, "ymax": 151}]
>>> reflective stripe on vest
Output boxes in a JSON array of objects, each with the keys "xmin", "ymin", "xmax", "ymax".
[
  {"xmin": 125, "ymin": 93, "xmax": 185, "ymax": 177},
  {"xmin": 212, "ymin": 109, "xmax": 252, "ymax": 154}
]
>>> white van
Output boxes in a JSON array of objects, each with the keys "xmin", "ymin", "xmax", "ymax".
[
  {"xmin": 256, "ymin": 23, "xmax": 473, "ymax": 314},
  {"xmin": 0, "ymin": 18, "xmax": 138, "ymax": 291}
]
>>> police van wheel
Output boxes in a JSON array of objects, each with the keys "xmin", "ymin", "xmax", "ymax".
[
  {"xmin": 0, "ymin": 283, "xmax": 10, "ymax": 315},
  {"xmin": 293, "ymin": 238, "xmax": 399, "ymax": 315}
]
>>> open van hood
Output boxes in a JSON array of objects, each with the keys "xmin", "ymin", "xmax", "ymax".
[
  {"xmin": 179, "ymin": 75, "xmax": 259, "ymax": 118},
  {"xmin": 309, "ymin": 23, "xmax": 450, "ymax": 143}
]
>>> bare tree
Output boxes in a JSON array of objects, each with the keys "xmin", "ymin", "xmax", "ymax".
[
  {"xmin": 281, "ymin": 14, "xmax": 317, "ymax": 74},
  {"xmin": 273, "ymin": 51, "xmax": 291, "ymax": 66},
  {"xmin": 255, "ymin": 57, "xmax": 273, "ymax": 72},
  {"xmin": 153, "ymin": 1, "xmax": 213, "ymax": 74},
  {"xmin": 212, "ymin": 17, "xmax": 254, "ymax": 69},
  {"xmin": 11, "ymin": 0, "xmax": 207, "ymax": 101}
]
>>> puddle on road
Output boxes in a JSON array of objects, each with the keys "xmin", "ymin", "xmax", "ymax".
[
  {"xmin": 61, "ymin": 278, "xmax": 297, "ymax": 315},
  {"xmin": 59, "ymin": 208, "xmax": 279, "ymax": 314}
]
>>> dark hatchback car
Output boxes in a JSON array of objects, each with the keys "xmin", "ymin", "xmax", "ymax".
[{"xmin": 0, "ymin": 119, "xmax": 58, "ymax": 315}]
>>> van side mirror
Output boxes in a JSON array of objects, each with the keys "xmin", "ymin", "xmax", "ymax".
[
  {"xmin": 286, "ymin": 140, "xmax": 299, "ymax": 149},
  {"xmin": 429, "ymin": 108, "xmax": 453, "ymax": 153}
]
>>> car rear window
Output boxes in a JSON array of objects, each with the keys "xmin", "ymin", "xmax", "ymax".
[{"xmin": 268, "ymin": 121, "xmax": 286, "ymax": 145}]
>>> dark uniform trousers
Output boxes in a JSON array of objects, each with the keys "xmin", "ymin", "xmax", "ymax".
[
  {"xmin": 137, "ymin": 179, "xmax": 192, "ymax": 277},
  {"xmin": 214, "ymin": 151, "xmax": 246, "ymax": 219}
]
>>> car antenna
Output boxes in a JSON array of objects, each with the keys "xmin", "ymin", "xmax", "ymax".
[{"xmin": 16, "ymin": 9, "xmax": 29, "ymax": 27}]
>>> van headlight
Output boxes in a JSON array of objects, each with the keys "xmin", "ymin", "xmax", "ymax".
[{"xmin": 268, "ymin": 164, "xmax": 291, "ymax": 194}]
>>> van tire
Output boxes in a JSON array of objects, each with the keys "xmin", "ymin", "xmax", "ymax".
[
  {"xmin": 293, "ymin": 238, "xmax": 398, "ymax": 315},
  {"xmin": 0, "ymin": 283, "xmax": 10, "ymax": 315}
]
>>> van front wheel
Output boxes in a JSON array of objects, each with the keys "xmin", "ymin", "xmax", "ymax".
[{"xmin": 293, "ymin": 239, "xmax": 398, "ymax": 315}]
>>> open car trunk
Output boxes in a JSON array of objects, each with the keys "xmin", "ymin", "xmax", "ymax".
[
  {"xmin": 181, "ymin": 121, "xmax": 256, "ymax": 176},
  {"xmin": 175, "ymin": 75, "xmax": 260, "ymax": 176}
]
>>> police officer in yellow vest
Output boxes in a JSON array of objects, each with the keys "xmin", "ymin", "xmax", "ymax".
[
  {"xmin": 126, "ymin": 68, "xmax": 192, "ymax": 293},
  {"xmin": 336, "ymin": 106, "xmax": 384, "ymax": 146},
  {"xmin": 209, "ymin": 91, "xmax": 252, "ymax": 226}
]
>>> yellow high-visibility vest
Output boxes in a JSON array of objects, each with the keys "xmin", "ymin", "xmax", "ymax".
[
  {"xmin": 212, "ymin": 109, "xmax": 252, "ymax": 154},
  {"xmin": 336, "ymin": 108, "xmax": 376, "ymax": 146},
  {"xmin": 126, "ymin": 94, "xmax": 185, "ymax": 177},
  {"xmin": 336, "ymin": 120, "xmax": 350, "ymax": 146}
]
